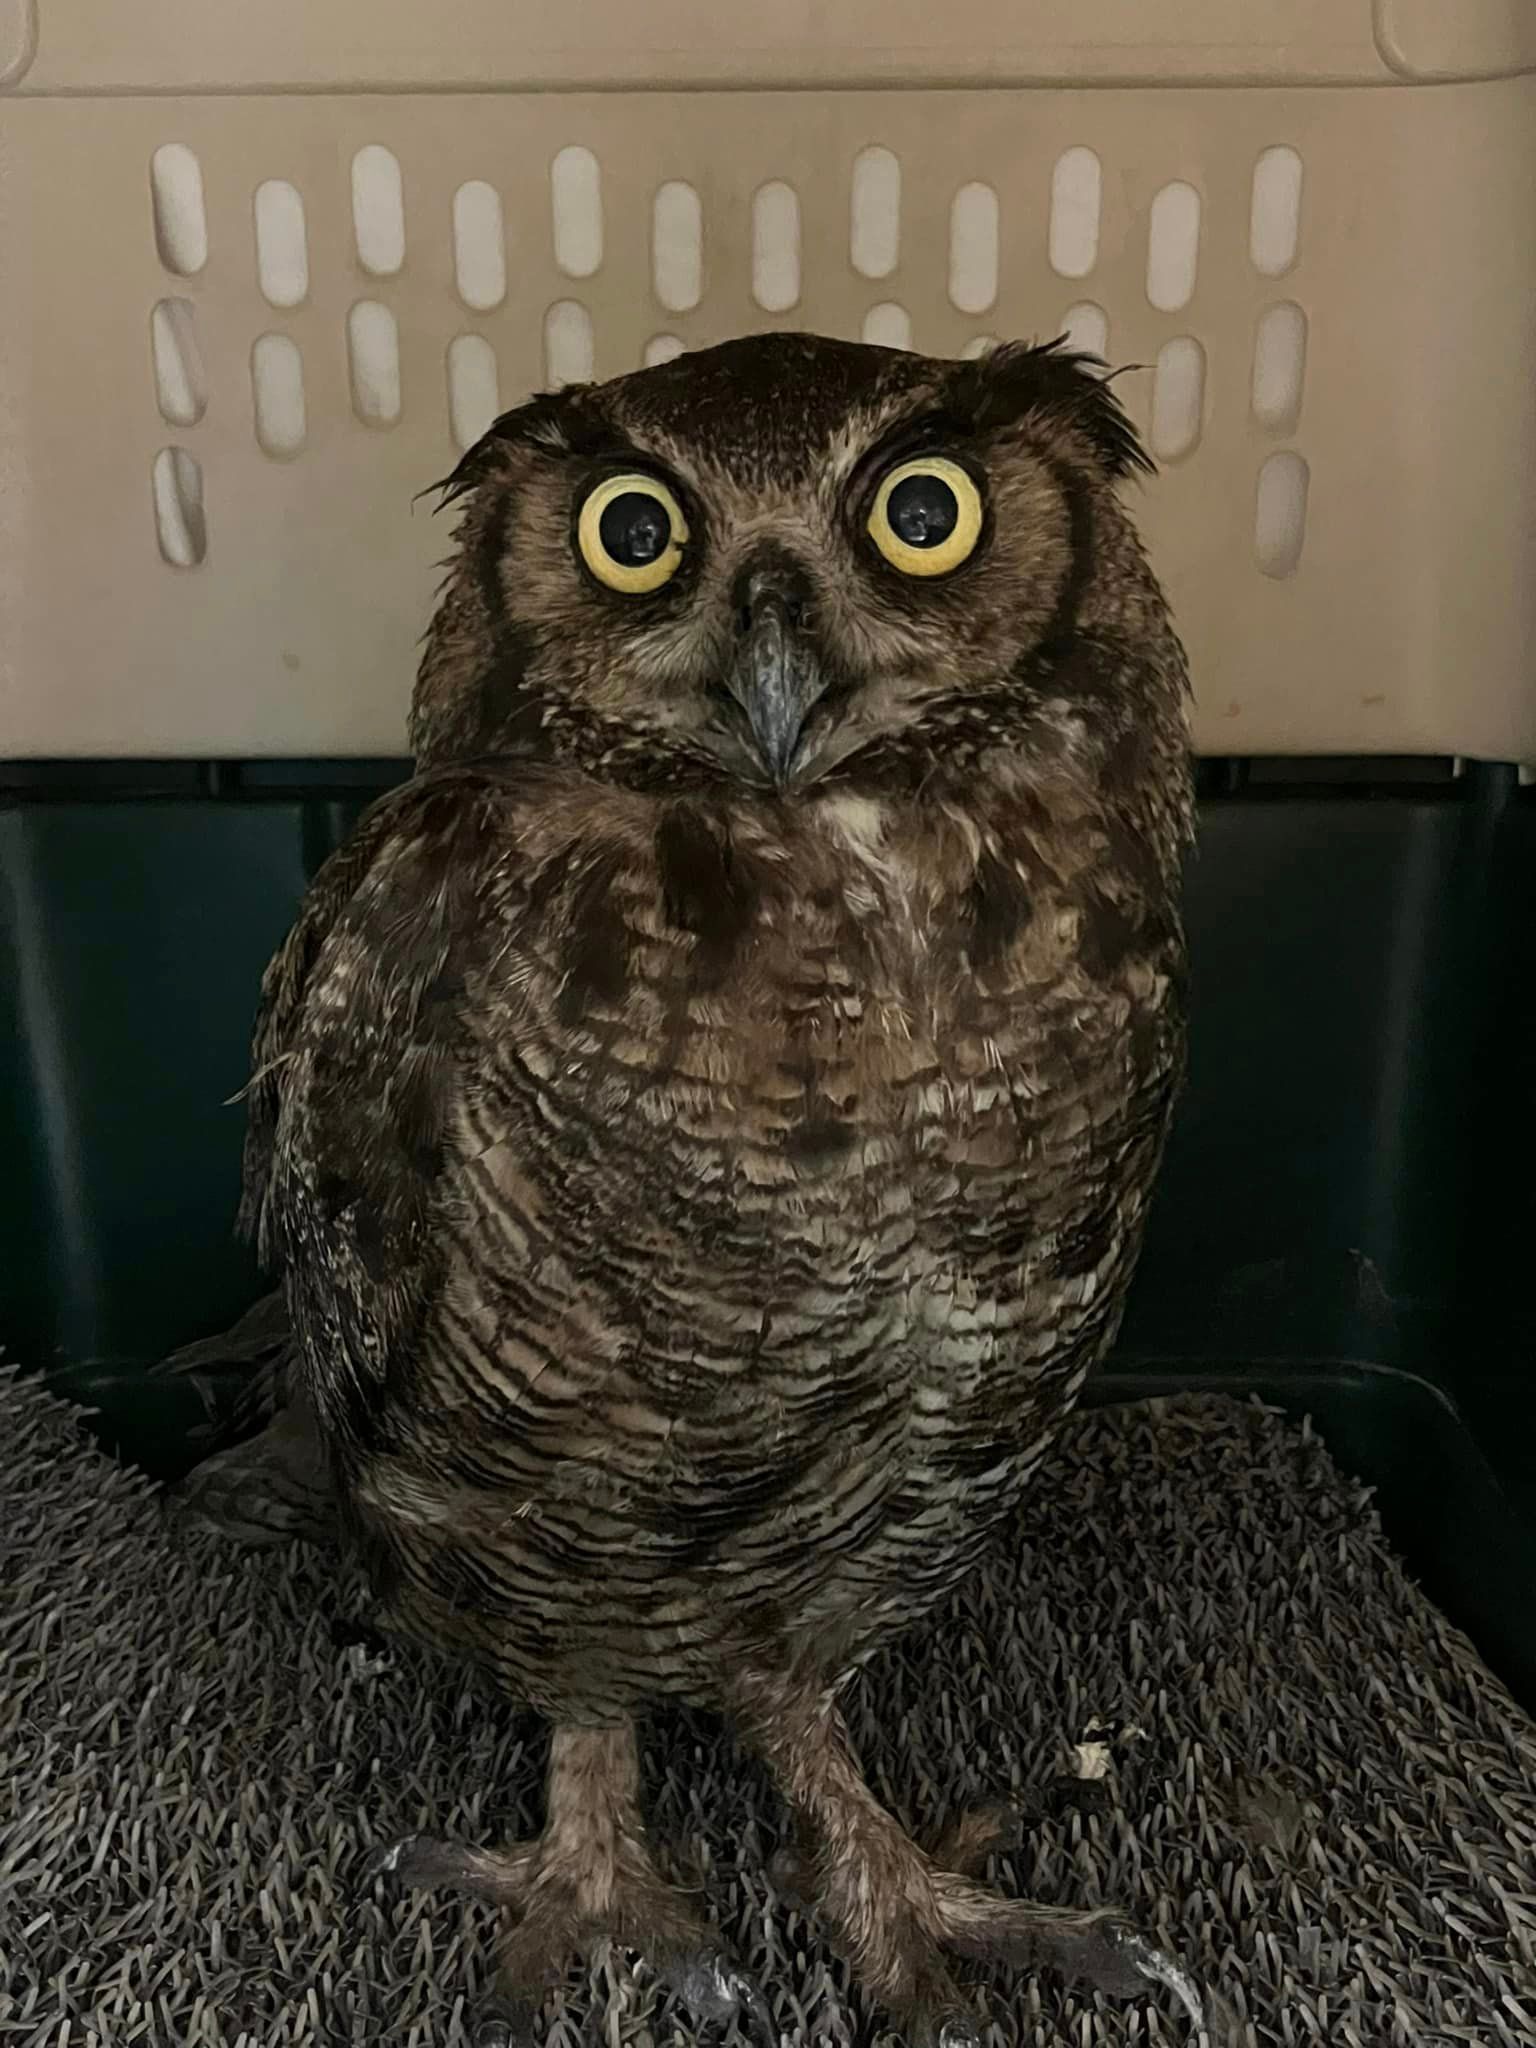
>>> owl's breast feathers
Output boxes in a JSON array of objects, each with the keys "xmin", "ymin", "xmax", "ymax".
[{"xmin": 245, "ymin": 739, "xmax": 1184, "ymax": 1699}]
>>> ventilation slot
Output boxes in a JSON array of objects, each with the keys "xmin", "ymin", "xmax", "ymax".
[
  {"xmin": 352, "ymin": 146, "xmax": 405, "ymax": 277},
  {"xmin": 552, "ymin": 147, "xmax": 603, "ymax": 279},
  {"xmin": 1150, "ymin": 337, "xmax": 1205, "ymax": 460},
  {"xmin": 151, "ymin": 298, "xmax": 206, "ymax": 427},
  {"xmin": 254, "ymin": 180, "xmax": 307, "ymax": 308},
  {"xmin": 150, "ymin": 144, "xmax": 207, "ymax": 276},
  {"xmin": 752, "ymin": 182, "xmax": 801, "ymax": 314},
  {"xmin": 545, "ymin": 300, "xmax": 594, "ymax": 386},
  {"xmin": 453, "ymin": 182, "xmax": 506, "ymax": 312},
  {"xmin": 1255, "ymin": 452, "xmax": 1309, "ymax": 577},
  {"xmin": 948, "ymin": 183, "xmax": 998, "ymax": 315},
  {"xmin": 447, "ymin": 334, "xmax": 499, "ymax": 451},
  {"xmin": 850, "ymin": 147, "xmax": 900, "ymax": 281},
  {"xmin": 1250, "ymin": 147, "xmax": 1304, "ymax": 278},
  {"xmin": 650, "ymin": 182, "xmax": 703, "ymax": 315},
  {"xmin": 1251, "ymin": 303, "xmax": 1308, "ymax": 433},
  {"xmin": 1146, "ymin": 181, "xmax": 1201, "ymax": 312},
  {"xmin": 152, "ymin": 448, "xmax": 206, "ymax": 567},
  {"xmin": 1048, "ymin": 149, "xmax": 1101, "ymax": 280},
  {"xmin": 862, "ymin": 303, "xmax": 912, "ymax": 351},
  {"xmin": 1060, "ymin": 302, "xmax": 1109, "ymax": 362},
  {"xmin": 643, "ymin": 334, "xmax": 686, "ymax": 368},
  {"xmin": 348, "ymin": 301, "xmax": 401, "ymax": 426},
  {"xmin": 252, "ymin": 335, "xmax": 306, "ymax": 457}
]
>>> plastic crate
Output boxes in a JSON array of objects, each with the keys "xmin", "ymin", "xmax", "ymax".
[{"xmin": 4, "ymin": 3, "xmax": 1536, "ymax": 1704}]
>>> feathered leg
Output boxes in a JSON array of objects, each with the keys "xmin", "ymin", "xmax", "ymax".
[
  {"xmin": 369, "ymin": 1722, "xmax": 770, "ymax": 2047},
  {"xmin": 737, "ymin": 1674, "xmax": 1204, "ymax": 2047}
]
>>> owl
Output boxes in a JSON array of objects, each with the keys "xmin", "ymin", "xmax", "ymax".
[{"xmin": 230, "ymin": 331, "xmax": 1200, "ymax": 2045}]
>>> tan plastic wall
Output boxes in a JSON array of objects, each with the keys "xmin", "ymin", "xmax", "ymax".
[{"xmin": 3, "ymin": 3, "xmax": 1535, "ymax": 760}]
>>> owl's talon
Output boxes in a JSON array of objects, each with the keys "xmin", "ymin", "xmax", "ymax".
[
  {"xmin": 662, "ymin": 1949, "xmax": 775, "ymax": 2045},
  {"xmin": 994, "ymin": 1907, "xmax": 1203, "ymax": 2025},
  {"xmin": 766, "ymin": 1844, "xmax": 810, "ymax": 1905},
  {"xmin": 472, "ymin": 1992, "xmax": 537, "ymax": 2048},
  {"xmin": 361, "ymin": 1831, "xmax": 531, "ymax": 1903},
  {"xmin": 361, "ymin": 1831, "xmax": 417, "ymax": 1886},
  {"xmin": 1111, "ymin": 1927, "xmax": 1206, "ymax": 2030}
]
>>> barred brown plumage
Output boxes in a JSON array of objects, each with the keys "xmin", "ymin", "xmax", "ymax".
[{"xmin": 218, "ymin": 332, "xmax": 1200, "ymax": 2042}]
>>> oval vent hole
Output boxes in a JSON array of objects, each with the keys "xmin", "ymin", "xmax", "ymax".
[
  {"xmin": 1147, "ymin": 181, "xmax": 1201, "ymax": 312},
  {"xmin": 447, "ymin": 334, "xmax": 500, "ymax": 451},
  {"xmin": 545, "ymin": 300, "xmax": 595, "ymax": 386},
  {"xmin": 153, "ymin": 447, "xmax": 206, "ymax": 566},
  {"xmin": 255, "ymin": 179, "xmax": 308, "ymax": 308},
  {"xmin": 752, "ymin": 182, "xmax": 801, "ymax": 314},
  {"xmin": 352, "ymin": 146, "xmax": 405, "ymax": 277},
  {"xmin": 252, "ymin": 334, "xmax": 307, "ymax": 457},
  {"xmin": 552, "ymin": 146, "xmax": 603, "ymax": 279},
  {"xmin": 1049, "ymin": 148, "xmax": 1101, "ymax": 280},
  {"xmin": 949, "ymin": 182, "xmax": 998, "ymax": 315},
  {"xmin": 151, "ymin": 144, "xmax": 207, "ymax": 276},
  {"xmin": 453, "ymin": 182, "xmax": 506, "ymax": 311},
  {"xmin": 1250, "ymin": 146, "xmax": 1303, "ymax": 278},
  {"xmin": 652, "ymin": 181, "xmax": 703, "ymax": 313},
  {"xmin": 348, "ymin": 300, "xmax": 401, "ymax": 425},
  {"xmin": 850, "ymin": 147, "xmax": 900, "ymax": 280},
  {"xmin": 1251, "ymin": 301, "xmax": 1307, "ymax": 432},
  {"xmin": 151, "ymin": 298, "xmax": 207, "ymax": 426},
  {"xmin": 1255, "ymin": 451, "xmax": 1309, "ymax": 577},
  {"xmin": 1150, "ymin": 336, "xmax": 1205, "ymax": 460}
]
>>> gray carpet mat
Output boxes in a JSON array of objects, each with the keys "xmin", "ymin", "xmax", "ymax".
[{"xmin": 5, "ymin": 1362, "xmax": 1536, "ymax": 2048}]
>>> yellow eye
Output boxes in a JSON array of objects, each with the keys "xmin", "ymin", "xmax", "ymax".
[
  {"xmin": 867, "ymin": 456, "xmax": 984, "ymax": 578},
  {"xmin": 577, "ymin": 473, "xmax": 690, "ymax": 594}
]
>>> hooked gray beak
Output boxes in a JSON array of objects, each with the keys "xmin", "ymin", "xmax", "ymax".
[{"xmin": 728, "ymin": 564, "xmax": 826, "ymax": 788}]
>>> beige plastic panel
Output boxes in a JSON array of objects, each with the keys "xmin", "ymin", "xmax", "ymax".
[
  {"xmin": 3, "ymin": 79, "xmax": 1536, "ymax": 760},
  {"xmin": 10, "ymin": 0, "xmax": 1536, "ymax": 95},
  {"xmin": 0, "ymin": 1, "xmax": 1389, "ymax": 94}
]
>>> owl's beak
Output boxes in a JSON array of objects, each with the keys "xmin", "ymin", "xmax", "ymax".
[{"xmin": 730, "ymin": 566, "xmax": 826, "ymax": 789}]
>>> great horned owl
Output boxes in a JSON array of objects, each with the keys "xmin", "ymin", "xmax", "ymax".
[{"xmin": 235, "ymin": 332, "xmax": 1198, "ymax": 2043}]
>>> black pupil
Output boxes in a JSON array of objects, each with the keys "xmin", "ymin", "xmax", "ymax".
[
  {"xmin": 598, "ymin": 490, "xmax": 671, "ymax": 567},
  {"xmin": 887, "ymin": 472, "xmax": 960, "ymax": 549}
]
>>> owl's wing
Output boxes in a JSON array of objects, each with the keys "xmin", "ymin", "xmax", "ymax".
[
  {"xmin": 238, "ymin": 771, "xmax": 467, "ymax": 1252},
  {"xmin": 241, "ymin": 759, "xmax": 536, "ymax": 1449},
  {"xmin": 154, "ymin": 761, "xmax": 532, "ymax": 1541}
]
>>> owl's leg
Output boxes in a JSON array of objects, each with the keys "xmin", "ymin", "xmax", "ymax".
[
  {"xmin": 369, "ymin": 1723, "xmax": 770, "ymax": 2048},
  {"xmin": 739, "ymin": 1678, "xmax": 1204, "ymax": 2046}
]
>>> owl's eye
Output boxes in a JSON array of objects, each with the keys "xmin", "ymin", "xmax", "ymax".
[
  {"xmin": 577, "ymin": 473, "xmax": 690, "ymax": 594},
  {"xmin": 867, "ymin": 456, "xmax": 984, "ymax": 578}
]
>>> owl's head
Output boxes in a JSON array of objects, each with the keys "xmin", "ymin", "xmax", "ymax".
[{"xmin": 413, "ymin": 332, "xmax": 1180, "ymax": 793}]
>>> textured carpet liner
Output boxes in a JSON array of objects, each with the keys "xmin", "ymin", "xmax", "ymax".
[{"xmin": 5, "ymin": 1367, "xmax": 1536, "ymax": 2048}]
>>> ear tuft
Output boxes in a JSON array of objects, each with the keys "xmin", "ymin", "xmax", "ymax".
[
  {"xmin": 429, "ymin": 388, "xmax": 589, "ymax": 508},
  {"xmin": 955, "ymin": 337, "xmax": 1154, "ymax": 481}
]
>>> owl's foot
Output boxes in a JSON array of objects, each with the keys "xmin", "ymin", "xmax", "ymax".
[
  {"xmin": 931, "ymin": 1881, "xmax": 1204, "ymax": 2022},
  {"xmin": 366, "ymin": 1725, "xmax": 773, "ymax": 2046},
  {"xmin": 739, "ymin": 1680, "xmax": 1205, "ymax": 2044}
]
